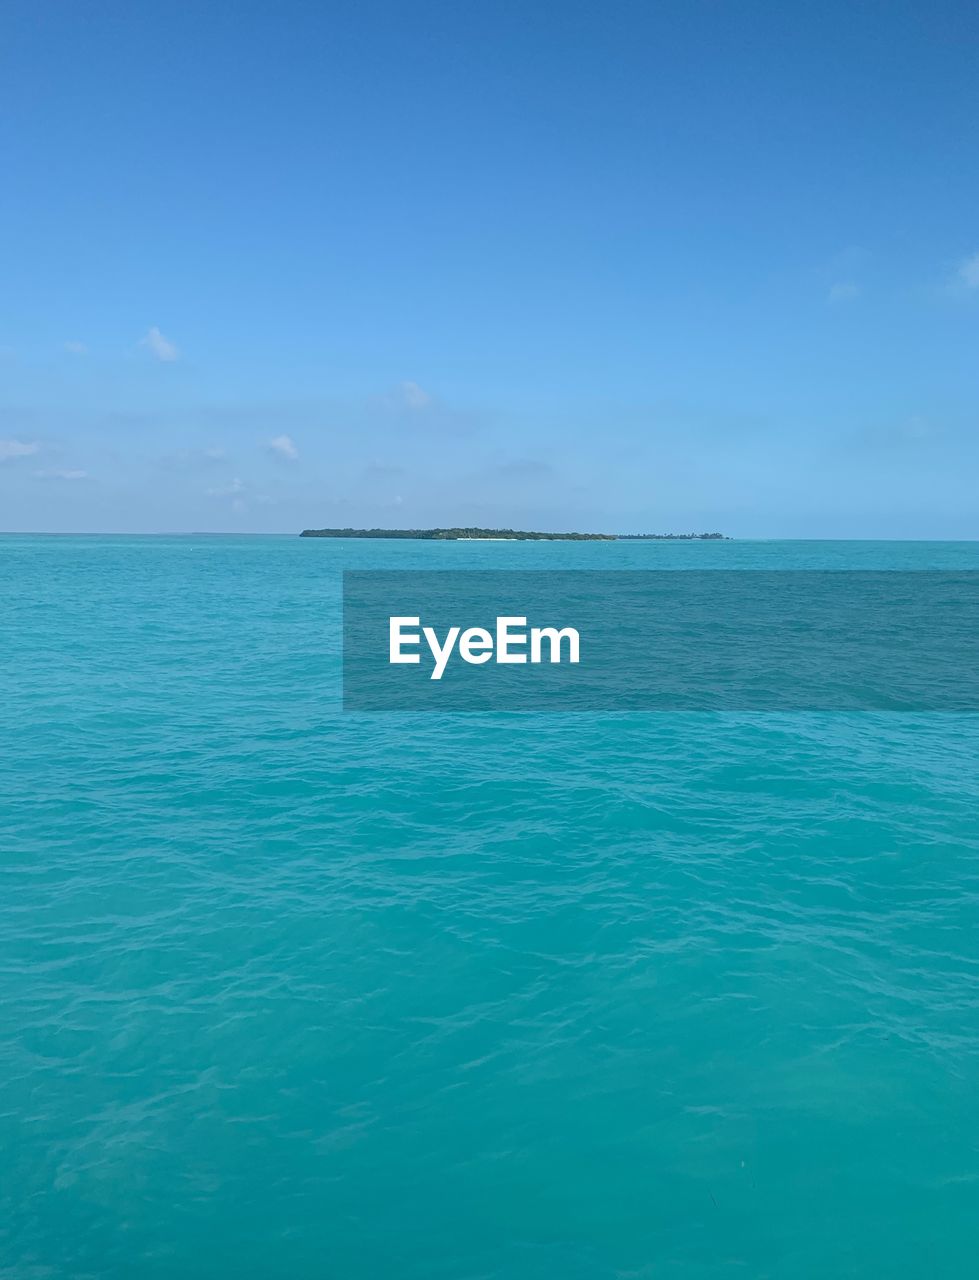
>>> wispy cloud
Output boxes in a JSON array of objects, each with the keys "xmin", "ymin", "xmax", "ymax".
[
  {"xmin": 268, "ymin": 434, "xmax": 299, "ymax": 461},
  {"xmin": 956, "ymin": 252, "xmax": 979, "ymax": 290},
  {"xmin": 206, "ymin": 475, "xmax": 248, "ymax": 513},
  {"xmin": 487, "ymin": 457, "xmax": 555, "ymax": 481},
  {"xmin": 379, "ymin": 380, "xmax": 433, "ymax": 412},
  {"xmin": 850, "ymin": 415, "xmax": 935, "ymax": 449},
  {"xmin": 64, "ymin": 340, "xmax": 88, "ymax": 355},
  {"xmin": 206, "ymin": 477, "xmax": 245, "ymax": 497},
  {"xmin": 34, "ymin": 468, "xmax": 89, "ymax": 481},
  {"xmin": 363, "ymin": 461, "xmax": 406, "ymax": 480},
  {"xmin": 828, "ymin": 281, "xmax": 859, "ymax": 303},
  {"xmin": 0, "ymin": 439, "xmax": 40, "ymax": 462},
  {"xmin": 158, "ymin": 446, "xmax": 228, "ymax": 472},
  {"xmin": 399, "ymin": 380, "xmax": 431, "ymax": 410},
  {"xmin": 372, "ymin": 380, "xmax": 479, "ymax": 432},
  {"xmin": 140, "ymin": 326, "xmax": 179, "ymax": 362}
]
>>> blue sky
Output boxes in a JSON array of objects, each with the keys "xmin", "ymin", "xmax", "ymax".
[{"xmin": 2, "ymin": 0, "xmax": 978, "ymax": 535}]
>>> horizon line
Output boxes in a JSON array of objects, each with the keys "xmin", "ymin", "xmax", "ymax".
[{"xmin": 4, "ymin": 531, "xmax": 979, "ymax": 543}]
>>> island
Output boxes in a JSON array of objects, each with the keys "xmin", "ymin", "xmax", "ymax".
[
  {"xmin": 299, "ymin": 527, "xmax": 727, "ymax": 541},
  {"xmin": 300, "ymin": 526, "xmax": 615, "ymax": 540}
]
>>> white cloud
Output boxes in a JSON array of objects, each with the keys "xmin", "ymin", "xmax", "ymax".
[
  {"xmin": 399, "ymin": 380, "xmax": 432, "ymax": 410},
  {"xmin": 268, "ymin": 434, "xmax": 299, "ymax": 461},
  {"xmin": 377, "ymin": 381, "xmax": 435, "ymax": 413},
  {"xmin": 34, "ymin": 468, "xmax": 89, "ymax": 481},
  {"xmin": 372, "ymin": 380, "xmax": 479, "ymax": 430},
  {"xmin": 64, "ymin": 340, "xmax": 88, "ymax": 355},
  {"xmin": 157, "ymin": 446, "xmax": 228, "ymax": 472},
  {"xmin": 828, "ymin": 281, "xmax": 859, "ymax": 303},
  {"xmin": 956, "ymin": 253, "xmax": 979, "ymax": 289},
  {"xmin": 207, "ymin": 477, "xmax": 245, "ymax": 497},
  {"xmin": 140, "ymin": 326, "xmax": 179, "ymax": 362},
  {"xmin": 0, "ymin": 439, "xmax": 40, "ymax": 462}
]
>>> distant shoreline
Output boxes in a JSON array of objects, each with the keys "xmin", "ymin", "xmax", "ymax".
[{"xmin": 299, "ymin": 527, "xmax": 728, "ymax": 541}]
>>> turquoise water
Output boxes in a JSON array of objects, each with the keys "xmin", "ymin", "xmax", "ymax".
[{"xmin": 3, "ymin": 536, "xmax": 978, "ymax": 1279}]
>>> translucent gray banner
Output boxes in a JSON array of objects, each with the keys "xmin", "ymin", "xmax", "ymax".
[{"xmin": 342, "ymin": 571, "xmax": 979, "ymax": 711}]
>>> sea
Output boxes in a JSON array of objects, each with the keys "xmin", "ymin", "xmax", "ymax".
[{"xmin": 2, "ymin": 535, "xmax": 978, "ymax": 1279}]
